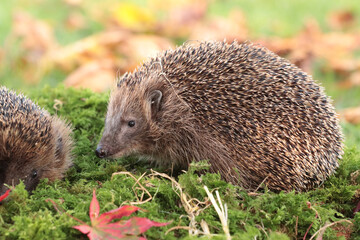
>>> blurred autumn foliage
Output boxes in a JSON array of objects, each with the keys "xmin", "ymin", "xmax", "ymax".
[{"xmin": 1, "ymin": 0, "xmax": 360, "ymax": 123}]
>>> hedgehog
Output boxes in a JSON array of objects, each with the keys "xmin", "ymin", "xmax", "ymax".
[
  {"xmin": 95, "ymin": 41, "xmax": 343, "ymax": 192},
  {"xmin": 0, "ymin": 87, "xmax": 73, "ymax": 194}
]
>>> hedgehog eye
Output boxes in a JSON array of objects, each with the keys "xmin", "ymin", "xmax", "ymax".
[
  {"xmin": 128, "ymin": 120, "xmax": 135, "ymax": 127},
  {"xmin": 32, "ymin": 170, "xmax": 38, "ymax": 178}
]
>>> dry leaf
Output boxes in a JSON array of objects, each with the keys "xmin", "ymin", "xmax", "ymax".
[
  {"xmin": 328, "ymin": 10, "xmax": 356, "ymax": 30},
  {"xmin": 8, "ymin": 12, "xmax": 58, "ymax": 83},
  {"xmin": 350, "ymin": 170, "xmax": 360, "ymax": 185},
  {"xmin": 342, "ymin": 106, "xmax": 360, "ymax": 125},
  {"xmin": 328, "ymin": 59, "xmax": 360, "ymax": 75},
  {"xmin": 12, "ymin": 11, "xmax": 57, "ymax": 56},
  {"xmin": 116, "ymin": 34, "xmax": 173, "ymax": 72},
  {"xmin": 73, "ymin": 189, "xmax": 169, "ymax": 240},
  {"xmin": 65, "ymin": 12, "xmax": 86, "ymax": 30},
  {"xmin": 156, "ymin": 0, "xmax": 207, "ymax": 38},
  {"xmin": 149, "ymin": 0, "xmax": 206, "ymax": 11},
  {"xmin": 64, "ymin": 60, "xmax": 115, "ymax": 92},
  {"xmin": 167, "ymin": 0, "xmax": 207, "ymax": 24},
  {"xmin": 339, "ymin": 71, "xmax": 360, "ymax": 89},
  {"xmin": 63, "ymin": 0, "xmax": 82, "ymax": 6},
  {"xmin": 0, "ymin": 189, "xmax": 11, "ymax": 202},
  {"xmin": 258, "ymin": 18, "xmax": 360, "ymax": 77},
  {"xmin": 49, "ymin": 30, "xmax": 128, "ymax": 71},
  {"xmin": 333, "ymin": 223, "xmax": 354, "ymax": 239},
  {"xmin": 189, "ymin": 10, "xmax": 248, "ymax": 42}
]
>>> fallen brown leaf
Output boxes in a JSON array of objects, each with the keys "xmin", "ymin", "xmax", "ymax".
[
  {"xmin": 48, "ymin": 31, "xmax": 172, "ymax": 90},
  {"xmin": 64, "ymin": 60, "xmax": 115, "ymax": 92},
  {"xmin": 8, "ymin": 11, "xmax": 57, "ymax": 83},
  {"xmin": 63, "ymin": 0, "xmax": 82, "ymax": 7},
  {"xmin": 350, "ymin": 170, "xmax": 360, "ymax": 185},
  {"xmin": 48, "ymin": 30, "xmax": 128, "ymax": 71},
  {"xmin": 156, "ymin": 0, "xmax": 208, "ymax": 38},
  {"xmin": 65, "ymin": 12, "xmax": 86, "ymax": 30},
  {"xmin": 328, "ymin": 10, "xmax": 356, "ymax": 30},
  {"xmin": 328, "ymin": 59, "xmax": 360, "ymax": 75},
  {"xmin": 339, "ymin": 71, "xmax": 360, "ymax": 89},
  {"xmin": 116, "ymin": 34, "xmax": 173, "ymax": 72},
  {"xmin": 333, "ymin": 223, "xmax": 354, "ymax": 239},
  {"xmin": 12, "ymin": 11, "xmax": 57, "ymax": 56},
  {"xmin": 341, "ymin": 106, "xmax": 360, "ymax": 125},
  {"xmin": 258, "ymin": 19, "xmax": 360, "ymax": 77},
  {"xmin": 189, "ymin": 10, "xmax": 248, "ymax": 42}
]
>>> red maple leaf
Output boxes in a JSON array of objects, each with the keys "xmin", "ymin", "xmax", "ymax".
[
  {"xmin": 0, "ymin": 189, "xmax": 11, "ymax": 202},
  {"xmin": 73, "ymin": 189, "xmax": 169, "ymax": 240}
]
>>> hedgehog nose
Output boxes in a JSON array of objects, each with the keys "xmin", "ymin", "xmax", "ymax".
[{"xmin": 95, "ymin": 146, "xmax": 107, "ymax": 158}]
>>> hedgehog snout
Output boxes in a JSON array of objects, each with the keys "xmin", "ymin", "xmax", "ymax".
[{"xmin": 95, "ymin": 145, "xmax": 108, "ymax": 158}]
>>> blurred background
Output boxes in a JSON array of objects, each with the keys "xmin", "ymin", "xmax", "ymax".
[{"xmin": 0, "ymin": 0, "xmax": 359, "ymax": 144}]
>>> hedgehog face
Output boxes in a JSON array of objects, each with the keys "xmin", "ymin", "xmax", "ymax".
[
  {"xmin": 0, "ymin": 118, "xmax": 72, "ymax": 195},
  {"xmin": 0, "ymin": 161, "xmax": 42, "ymax": 194},
  {"xmin": 96, "ymin": 88, "xmax": 162, "ymax": 159},
  {"xmin": 0, "ymin": 130, "xmax": 70, "ymax": 195},
  {"xmin": 0, "ymin": 150, "xmax": 47, "ymax": 195},
  {"xmin": 0, "ymin": 128, "xmax": 47, "ymax": 194}
]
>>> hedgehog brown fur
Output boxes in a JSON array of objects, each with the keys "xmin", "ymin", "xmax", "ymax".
[
  {"xmin": 0, "ymin": 87, "xmax": 73, "ymax": 194},
  {"xmin": 96, "ymin": 41, "xmax": 343, "ymax": 192}
]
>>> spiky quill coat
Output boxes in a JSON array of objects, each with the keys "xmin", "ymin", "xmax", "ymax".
[
  {"xmin": 99, "ymin": 41, "xmax": 343, "ymax": 191},
  {"xmin": 0, "ymin": 87, "xmax": 73, "ymax": 193}
]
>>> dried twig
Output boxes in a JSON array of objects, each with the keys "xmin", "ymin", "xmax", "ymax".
[
  {"xmin": 112, "ymin": 170, "xmax": 227, "ymax": 238},
  {"xmin": 150, "ymin": 170, "xmax": 210, "ymax": 236},
  {"xmin": 253, "ymin": 176, "xmax": 269, "ymax": 193},
  {"xmin": 309, "ymin": 219, "xmax": 353, "ymax": 240},
  {"xmin": 295, "ymin": 215, "xmax": 299, "ymax": 237},
  {"xmin": 303, "ymin": 201, "xmax": 320, "ymax": 240},
  {"xmin": 111, "ymin": 171, "xmax": 152, "ymax": 205}
]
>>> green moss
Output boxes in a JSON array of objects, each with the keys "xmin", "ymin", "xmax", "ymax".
[{"xmin": 0, "ymin": 86, "xmax": 359, "ymax": 239}]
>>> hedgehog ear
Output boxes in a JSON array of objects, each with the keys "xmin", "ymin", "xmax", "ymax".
[{"xmin": 149, "ymin": 90, "xmax": 162, "ymax": 118}]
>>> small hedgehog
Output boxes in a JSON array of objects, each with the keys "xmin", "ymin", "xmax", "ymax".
[
  {"xmin": 0, "ymin": 87, "xmax": 73, "ymax": 194},
  {"xmin": 96, "ymin": 41, "xmax": 343, "ymax": 191}
]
